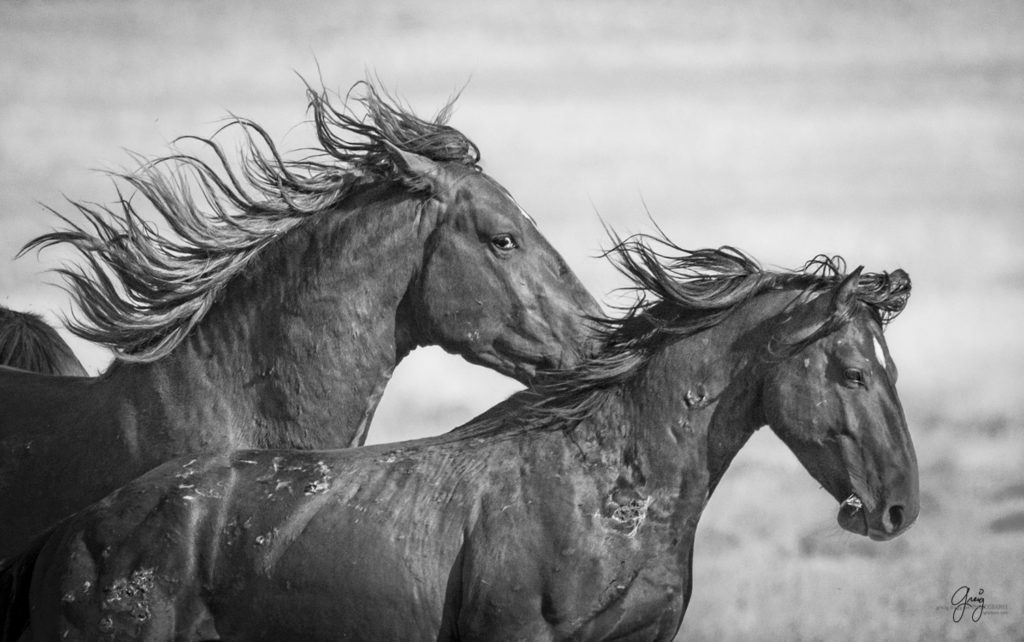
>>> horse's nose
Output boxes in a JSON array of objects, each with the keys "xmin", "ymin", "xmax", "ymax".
[{"xmin": 882, "ymin": 504, "xmax": 905, "ymax": 534}]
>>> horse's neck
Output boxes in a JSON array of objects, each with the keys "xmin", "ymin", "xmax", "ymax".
[
  {"xmin": 586, "ymin": 300, "xmax": 779, "ymax": 526},
  {"xmin": 104, "ymin": 193, "xmax": 424, "ymax": 454}
]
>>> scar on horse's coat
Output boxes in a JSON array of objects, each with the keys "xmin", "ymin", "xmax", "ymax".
[
  {"xmin": 603, "ymin": 484, "xmax": 653, "ymax": 537},
  {"xmin": 99, "ymin": 568, "xmax": 156, "ymax": 624}
]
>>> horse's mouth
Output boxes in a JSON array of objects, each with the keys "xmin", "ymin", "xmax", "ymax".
[
  {"xmin": 836, "ymin": 493, "xmax": 868, "ymax": 536},
  {"xmin": 836, "ymin": 493, "xmax": 901, "ymax": 541}
]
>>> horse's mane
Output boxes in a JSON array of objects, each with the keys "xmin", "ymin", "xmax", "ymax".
[
  {"xmin": 21, "ymin": 80, "xmax": 481, "ymax": 361},
  {"xmin": 0, "ymin": 306, "xmax": 85, "ymax": 376},
  {"xmin": 462, "ymin": 233, "xmax": 912, "ymax": 435}
]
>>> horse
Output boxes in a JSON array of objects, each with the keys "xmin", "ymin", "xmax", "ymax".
[
  {"xmin": 0, "ymin": 80, "xmax": 601, "ymax": 560},
  {"xmin": 0, "ymin": 306, "xmax": 86, "ymax": 376},
  {"xmin": 0, "ymin": 236, "xmax": 918, "ymax": 641}
]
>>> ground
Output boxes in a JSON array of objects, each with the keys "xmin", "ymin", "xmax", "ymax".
[{"xmin": 1, "ymin": 1, "xmax": 1021, "ymax": 639}]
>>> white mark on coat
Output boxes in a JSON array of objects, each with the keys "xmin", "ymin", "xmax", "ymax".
[{"xmin": 873, "ymin": 336, "xmax": 887, "ymax": 371}]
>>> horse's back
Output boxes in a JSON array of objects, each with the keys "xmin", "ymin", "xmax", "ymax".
[
  {"xmin": 0, "ymin": 367, "xmax": 99, "ymax": 434},
  {"xmin": 15, "ymin": 446, "xmax": 477, "ymax": 639}
]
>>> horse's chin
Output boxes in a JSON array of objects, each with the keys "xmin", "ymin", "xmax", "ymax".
[
  {"xmin": 491, "ymin": 346, "xmax": 575, "ymax": 384},
  {"xmin": 453, "ymin": 343, "xmax": 540, "ymax": 384},
  {"xmin": 492, "ymin": 355, "xmax": 541, "ymax": 384},
  {"xmin": 511, "ymin": 362, "xmax": 539, "ymax": 383}
]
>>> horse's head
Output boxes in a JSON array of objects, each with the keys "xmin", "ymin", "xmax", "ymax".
[
  {"xmin": 761, "ymin": 269, "xmax": 918, "ymax": 541},
  {"xmin": 392, "ymin": 149, "xmax": 601, "ymax": 383}
]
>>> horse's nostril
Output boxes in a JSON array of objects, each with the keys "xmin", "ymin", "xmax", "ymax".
[{"xmin": 886, "ymin": 505, "xmax": 905, "ymax": 533}]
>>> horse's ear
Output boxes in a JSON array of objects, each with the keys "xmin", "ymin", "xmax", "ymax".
[
  {"xmin": 385, "ymin": 144, "xmax": 446, "ymax": 194},
  {"xmin": 832, "ymin": 266, "xmax": 864, "ymax": 313}
]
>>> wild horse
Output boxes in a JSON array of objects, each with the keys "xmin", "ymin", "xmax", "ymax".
[
  {"xmin": 0, "ymin": 81, "xmax": 599, "ymax": 559},
  {"xmin": 0, "ymin": 236, "xmax": 917, "ymax": 640},
  {"xmin": 0, "ymin": 306, "xmax": 85, "ymax": 376}
]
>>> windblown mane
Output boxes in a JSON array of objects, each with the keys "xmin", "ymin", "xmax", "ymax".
[
  {"xmin": 0, "ymin": 306, "xmax": 85, "ymax": 376},
  {"xmin": 462, "ymin": 233, "xmax": 911, "ymax": 435},
  {"xmin": 21, "ymin": 80, "xmax": 481, "ymax": 361}
]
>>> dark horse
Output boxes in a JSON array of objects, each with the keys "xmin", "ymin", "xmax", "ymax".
[
  {"xmin": 0, "ymin": 306, "xmax": 85, "ymax": 376},
  {"xmin": 0, "ymin": 236, "xmax": 917, "ymax": 640},
  {"xmin": 0, "ymin": 81, "xmax": 600, "ymax": 560}
]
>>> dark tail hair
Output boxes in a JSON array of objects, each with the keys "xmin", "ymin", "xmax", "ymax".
[{"xmin": 0, "ymin": 529, "xmax": 52, "ymax": 641}]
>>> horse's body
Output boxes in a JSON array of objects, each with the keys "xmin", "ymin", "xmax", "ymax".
[
  {"xmin": 0, "ymin": 307, "xmax": 85, "ymax": 376},
  {"xmin": 0, "ymin": 82, "xmax": 599, "ymax": 559},
  {"xmin": 0, "ymin": 238, "xmax": 917, "ymax": 641}
]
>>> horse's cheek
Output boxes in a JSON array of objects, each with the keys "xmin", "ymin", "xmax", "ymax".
[
  {"xmin": 762, "ymin": 376, "xmax": 793, "ymax": 428},
  {"xmin": 422, "ymin": 240, "xmax": 498, "ymax": 324}
]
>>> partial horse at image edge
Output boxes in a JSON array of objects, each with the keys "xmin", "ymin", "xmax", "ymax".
[{"xmin": 0, "ymin": 306, "xmax": 85, "ymax": 376}]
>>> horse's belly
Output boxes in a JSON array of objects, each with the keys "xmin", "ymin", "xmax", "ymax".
[
  {"xmin": 206, "ymin": 504, "xmax": 455, "ymax": 639},
  {"xmin": 208, "ymin": 560, "xmax": 446, "ymax": 640}
]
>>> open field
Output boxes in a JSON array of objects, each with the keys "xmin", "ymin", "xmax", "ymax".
[{"xmin": 2, "ymin": 1, "xmax": 1022, "ymax": 639}]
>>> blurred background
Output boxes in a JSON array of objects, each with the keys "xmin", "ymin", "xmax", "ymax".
[{"xmin": 1, "ymin": 1, "xmax": 1021, "ymax": 639}]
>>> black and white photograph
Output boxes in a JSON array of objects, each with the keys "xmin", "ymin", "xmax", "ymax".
[{"xmin": 1, "ymin": 1, "xmax": 1021, "ymax": 639}]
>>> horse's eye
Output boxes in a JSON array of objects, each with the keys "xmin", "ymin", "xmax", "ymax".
[
  {"xmin": 843, "ymin": 368, "xmax": 866, "ymax": 387},
  {"xmin": 490, "ymin": 234, "xmax": 518, "ymax": 251}
]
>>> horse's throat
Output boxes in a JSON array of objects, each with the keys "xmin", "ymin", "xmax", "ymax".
[
  {"xmin": 613, "ymin": 340, "xmax": 763, "ymax": 530},
  {"xmin": 190, "ymin": 207, "xmax": 420, "ymax": 448}
]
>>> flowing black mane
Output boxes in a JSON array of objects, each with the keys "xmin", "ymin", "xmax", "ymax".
[
  {"xmin": 21, "ymin": 80, "xmax": 481, "ymax": 361},
  {"xmin": 462, "ymin": 233, "xmax": 911, "ymax": 435}
]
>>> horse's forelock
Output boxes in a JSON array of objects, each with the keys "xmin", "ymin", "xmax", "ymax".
[
  {"xmin": 854, "ymin": 268, "xmax": 911, "ymax": 324},
  {"xmin": 307, "ymin": 80, "xmax": 481, "ymax": 181}
]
